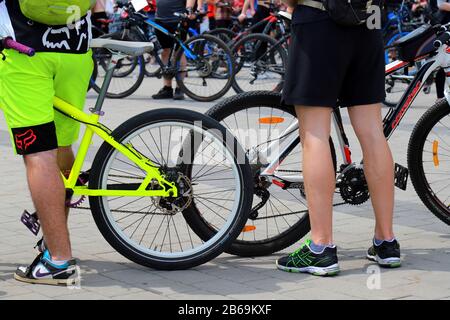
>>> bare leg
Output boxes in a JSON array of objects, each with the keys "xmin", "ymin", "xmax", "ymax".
[
  {"xmin": 58, "ymin": 146, "xmax": 75, "ymax": 217},
  {"xmin": 347, "ymin": 104, "xmax": 395, "ymax": 240},
  {"xmin": 24, "ymin": 150, "xmax": 72, "ymax": 260},
  {"xmin": 179, "ymin": 54, "xmax": 187, "ymax": 83},
  {"xmin": 161, "ymin": 49, "xmax": 173, "ymax": 88},
  {"xmin": 57, "ymin": 146, "xmax": 75, "ymax": 174},
  {"xmin": 295, "ymin": 106, "xmax": 335, "ymax": 245},
  {"xmin": 161, "ymin": 48, "xmax": 186, "ymax": 88}
]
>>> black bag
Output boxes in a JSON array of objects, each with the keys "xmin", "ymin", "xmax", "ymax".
[
  {"xmin": 322, "ymin": 0, "xmax": 375, "ymax": 26},
  {"xmin": 393, "ymin": 24, "xmax": 438, "ymax": 62}
]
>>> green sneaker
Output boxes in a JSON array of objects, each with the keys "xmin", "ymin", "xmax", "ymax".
[{"xmin": 276, "ymin": 239, "xmax": 340, "ymax": 276}]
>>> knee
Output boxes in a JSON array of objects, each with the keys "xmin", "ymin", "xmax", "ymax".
[
  {"xmin": 24, "ymin": 150, "xmax": 58, "ymax": 168},
  {"xmin": 301, "ymin": 131, "xmax": 331, "ymax": 151},
  {"xmin": 352, "ymin": 124, "xmax": 386, "ymax": 149}
]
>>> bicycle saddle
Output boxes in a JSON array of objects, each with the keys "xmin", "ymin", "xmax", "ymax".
[
  {"xmin": 90, "ymin": 38, "xmax": 154, "ymax": 56},
  {"xmin": 278, "ymin": 11, "xmax": 292, "ymax": 21}
]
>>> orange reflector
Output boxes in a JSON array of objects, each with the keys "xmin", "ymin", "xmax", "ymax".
[
  {"xmin": 258, "ymin": 117, "xmax": 285, "ymax": 124},
  {"xmin": 433, "ymin": 140, "xmax": 440, "ymax": 167},
  {"xmin": 242, "ymin": 225, "xmax": 256, "ymax": 232}
]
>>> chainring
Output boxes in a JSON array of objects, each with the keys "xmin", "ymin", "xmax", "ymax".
[{"xmin": 339, "ymin": 167, "xmax": 370, "ymax": 205}]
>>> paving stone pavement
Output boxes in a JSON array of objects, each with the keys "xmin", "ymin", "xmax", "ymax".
[{"xmin": 0, "ymin": 77, "xmax": 449, "ymax": 300}]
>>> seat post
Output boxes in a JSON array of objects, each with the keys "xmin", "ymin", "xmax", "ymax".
[{"xmin": 91, "ymin": 52, "xmax": 124, "ymax": 115}]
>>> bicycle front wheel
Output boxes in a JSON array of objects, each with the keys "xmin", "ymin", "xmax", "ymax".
[
  {"xmin": 89, "ymin": 109, "xmax": 253, "ymax": 269},
  {"xmin": 407, "ymin": 98, "xmax": 450, "ymax": 225},
  {"xmin": 175, "ymin": 34, "xmax": 235, "ymax": 102}
]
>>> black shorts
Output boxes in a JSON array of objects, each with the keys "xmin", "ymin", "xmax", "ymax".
[
  {"xmin": 154, "ymin": 20, "xmax": 187, "ymax": 49},
  {"xmin": 282, "ymin": 19, "xmax": 386, "ymax": 108}
]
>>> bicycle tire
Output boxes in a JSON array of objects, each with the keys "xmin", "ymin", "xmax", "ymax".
[
  {"xmin": 90, "ymin": 53, "xmax": 145, "ymax": 99},
  {"xmin": 89, "ymin": 108, "xmax": 253, "ymax": 269},
  {"xmin": 407, "ymin": 98, "xmax": 450, "ymax": 225},
  {"xmin": 144, "ymin": 52, "xmax": 161, "ymax": 77},
  {"xmin": 231, "ymin": 33, "xmax": 287, "ymax": 94},
  {"xmin": 206, "ymin": 91, "xmax": 338, "ymax": 257},
  {"xmin": 206, "ymin": 28, "xmax": 237, "ymax": 46},
  {"xmin": 174, "ymin": 34, "xmax": 235, "ymax": 102},
  {"xmin": 90, "ymin": 30, "xmax": 146, "ymax": 99}
]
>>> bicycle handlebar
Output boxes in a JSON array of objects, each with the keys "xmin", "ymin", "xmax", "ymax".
[
  {"xmin": 1, "ymin": 37, "xmax": 35, "ymax": 56},
  {"xmin": 434, "ymin": 23, "xmax": 450, "ymax": 48},
  {"xmin": 434, "ymin": 31, "xmax": 450, "ymax": 48}
]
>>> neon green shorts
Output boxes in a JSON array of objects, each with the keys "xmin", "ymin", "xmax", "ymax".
[{"xmin": 0, "ymin": 49, "xmax": 93, "ymax": 154}]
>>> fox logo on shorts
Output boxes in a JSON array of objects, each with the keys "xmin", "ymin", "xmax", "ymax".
[{"xmin": 15, "ymin": 129, "xmax": 37, "ymax": 151}]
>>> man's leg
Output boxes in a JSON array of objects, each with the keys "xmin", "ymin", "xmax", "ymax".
[
  {"xmin": 161, "ymin": 48, "xmax": 172, "ymax": 88},
  {"xmin": 152, "ymin": 48, "xmax": 175, "ymax": 99},
  {"xmin": 347, "ymin": 104, "xmax": 395, "ymax": 240},
  {"xmin": 24, "ymin": 149, "xmax": 71, "ymax": 261},
  {"xmin": 57, "ymin": 146, "xmax": 75, "ymax": 174},
  {"xmin": 58, "ymin": 146, "xmax": 75, "ymax": 217}
]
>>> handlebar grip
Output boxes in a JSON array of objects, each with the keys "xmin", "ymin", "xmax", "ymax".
[
  {"xmin": 3, "ymin": 37, "xmax": 35, "ymax": 56},
  {"xmin": 434, "ymin": 31, "xmax": 450, "ymax": 48}
]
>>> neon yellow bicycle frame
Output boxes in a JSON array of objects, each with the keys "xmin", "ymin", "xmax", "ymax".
[{"xmin": 53, "ymin": 96, "xmax": 178, "ymax": 198}]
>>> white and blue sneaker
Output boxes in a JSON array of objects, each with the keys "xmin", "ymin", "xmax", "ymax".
[{"xmin": 14, "ymin": 250, "xmax": 79, "ymax": 286}]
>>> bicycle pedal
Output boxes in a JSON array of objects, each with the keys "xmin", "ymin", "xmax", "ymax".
[
  {"xmin": 20, "ymin": 210, "xmax": 40, "ymax": 236},
  {"xmin": 394, "ymin": 163, "xmax": 409, "ymax": 191}
]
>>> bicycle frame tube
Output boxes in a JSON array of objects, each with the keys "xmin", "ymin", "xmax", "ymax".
[
  {"xmin": 383, "ymin": 48, "xmax": 448, "ymax": 139},
  {"xmin": 145, "ymin": 19, "xmax": 197, "ymax": 60},
  {"xmin": 258, "ymin": 120, "xmax": 300, "ymax": 177},
  {"xmin": 332, "ymin": 108, "xmax": 352, "ymax": 165}
]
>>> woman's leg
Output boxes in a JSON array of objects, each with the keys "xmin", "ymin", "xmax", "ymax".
[
  {"xmin": 295, "ymin": 106, "xmax": 335, "ymax": 245},
  {"xmin": 347, "ymin": 104, "xmax": 395, "ymax": 240}
]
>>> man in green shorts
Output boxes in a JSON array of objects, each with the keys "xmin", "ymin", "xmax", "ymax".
[{"xmin": 0, "ymin": 0, "xmax": 94, "ymax": 285}]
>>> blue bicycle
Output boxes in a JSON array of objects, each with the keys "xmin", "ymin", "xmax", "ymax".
[{"xmin": 92, "ymin": 4, "xmax": 235, "ymax": 102}]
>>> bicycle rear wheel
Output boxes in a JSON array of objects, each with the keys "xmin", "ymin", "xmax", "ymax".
[
  {"xmin": 206, "ymin": 91, "xmax": 338, "ymax": 257},
  {"xmin": 144, "ymin": 52, "xmax": 161, "ymax": 77},
  {"xmin": 407, "ymin": 98, "xmax": 450, "ymax": 225},
  {"xmin": 89, "ymin": 109, "xmax": 252, "ymax": 269},
  {"xmin": 231, "ymin": 33, "xmax": 287, "ymax": 94},
  {"xmin": 175, "ymin": 34, "xmax": 235, "ymax": 102}
]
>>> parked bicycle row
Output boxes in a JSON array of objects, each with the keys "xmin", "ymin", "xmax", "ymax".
[
  {"xmin": 88, "ymin": 0, "xmax": 291, "ymax": 101},
  {"xmin": 90, "ymin": 0, "xmax": 450, "ymax": 107}
]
